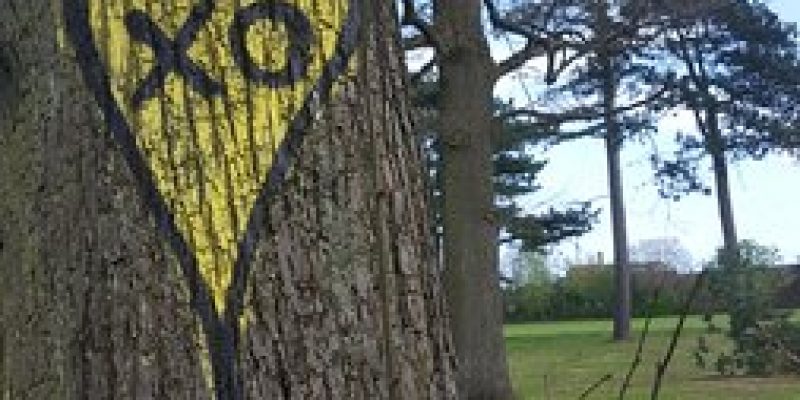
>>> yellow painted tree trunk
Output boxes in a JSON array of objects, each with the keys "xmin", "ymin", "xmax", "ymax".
[{"xmin": 0, "ymin": 1, "xmax": 456, "ymax": 398}]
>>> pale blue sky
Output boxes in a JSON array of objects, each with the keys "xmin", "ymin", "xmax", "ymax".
[{"xmin": 495, "ymin": 0, "xmax": 800, "ymax": 269}]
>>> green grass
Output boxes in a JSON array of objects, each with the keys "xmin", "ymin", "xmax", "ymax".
[{"xmin": 505, "ymin": 316, "xmax": 800, "ymax": 399}]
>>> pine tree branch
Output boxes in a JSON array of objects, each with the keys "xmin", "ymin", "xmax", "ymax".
[
  {"xmin": 499, "ymin": 84, "xmax": 671, "ymax": 124},
  {"xmin": 483, "ymin": 0, "xmax": 538, "ymax": 39},
  {"xmin": 483, "ymin": 0, "xmax": 568, "ymax": 80},
  {"xmin": 495, "ymin": 39, "xmax": 547, "ymax": 79}
]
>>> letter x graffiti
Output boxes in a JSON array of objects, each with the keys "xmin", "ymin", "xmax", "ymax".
[
  {"xmin": 124, "ymin": 1, "xmax": 312, "ymax": 109},
  {"xmin": 124, "ymin": 2, "xmax": 222, "ymax": 108}
]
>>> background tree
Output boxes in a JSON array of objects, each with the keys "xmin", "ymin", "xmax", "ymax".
[
  {"xmin": 695, "ymin": 241, "xmax": 799, "ymax": 376},
  {"xmin": 509, "ymin": 0, "xmax": 673, "ymax": 340},
  {"xmin": 401, "ymin": 0, "xmax": 626, "ymax": 392},
  {"xmin": 411, "ymin": 82, "xmax": 598, "ymax": 253},
  {"xmin": 430, "ymin": 1, "xmax": 515, "ymax": 396},
  {"xmin": 652, "ymin": 0, "xmax": 800, "ymax": 257},
  {"xmin": 503, "ymin": 251, "xmax": 557, "ymax": 322},
  {"xmin": 630, "ymin": 237, "xmax": 695, "ymax": 271},
  {"xmin": 0, "ymin": 1, "xmax": 457, "ymax": 398}
]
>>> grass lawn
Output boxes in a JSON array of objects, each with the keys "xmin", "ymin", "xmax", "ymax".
[{"xmin": 505, "ymin": 316, "xmax": 800, "ymax": 399}]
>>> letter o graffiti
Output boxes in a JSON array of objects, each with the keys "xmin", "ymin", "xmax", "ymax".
[{"xmin": 229, "ymin": 2, "xmax": 314, "ymax": 88}]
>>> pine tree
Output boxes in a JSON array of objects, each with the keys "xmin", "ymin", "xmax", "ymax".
[
  {"xmin": 652, "ymin": 0, "xmax": 800, "ymax": 257},
  {"xmin": 509, "ymin": 0, "xmax": 672, "ymax": 341}
]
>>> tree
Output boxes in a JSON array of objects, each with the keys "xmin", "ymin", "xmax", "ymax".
[
  {"xmin": 402, "ymin": 0, "xmax": 614, "ymax": 393},
  {"xmin": 411, "ymin": 85, "xmax": 598, "ymax": 253},
  {"xmin": 431, "ymin": 1, "xmax": 515, "ymax": 396},
  {"xmin": 494, "ymin": 102, "xmax": 598, "ymax": 252},
  {"xmin": 696, "ymin": 241, "xmax": 798, "ymax": 376},
  {"xmin": 515, "ymin": 0, "xmax": 672, "ymax": 341},
  {"xmin": 652, "ymin": 0, "xmax": 800, "ymax": 257},
  {"xmin": 630, "ymin": 237, "xmax": 695, "ymax": 271},
  {"xmin": 0, "ymin": 1, "xmax": 456, "ymax": 398},
  {"xmin": 503, "ymin": 251, "xmax": 557, "ymax": 322}
]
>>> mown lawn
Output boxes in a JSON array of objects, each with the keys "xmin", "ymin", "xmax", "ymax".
[{"xmin": 505, "ymin": 317, "xmax": 800, "ymax": 399}]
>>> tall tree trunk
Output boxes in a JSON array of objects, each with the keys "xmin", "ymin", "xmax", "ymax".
[
  {"xmin": 0, "ymin": 1, "xmax": 456, "ymax": 399},
  {"xmin": 434, "ymin": 0, "xmax": 513, "ymax": 398},
  {"xmin": 597, "ymin": 0, "xmax": 631, "ymax": 342},
  {"xmin": 605, "ymin": 124, "xmax": 631, "ymax": 342},
  {"xmin": 706, "ymin": 108, "xmax": 738, "ymax": 257},
  {"xmin": 711, "ymin": 152, "xmax": 737, "ymax": 255}
]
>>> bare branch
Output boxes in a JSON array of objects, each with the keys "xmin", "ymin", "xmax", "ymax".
[
  {"xmin": 495, "ymin": 40, "xmax": 546, "ymax": 79},
  {"xmin": 619, "ymin": 288, "xmax": 661, "ymax": 400},
  {"xmin": 500, "ymin": 84, "xmax": 671, "ymax": 124},
  {"xmin": 484, "ymin": 0, "xmax": 537, "ymax": 39},
  {"xmin": 545, "ymin": 48, "xmax": 590, "ymax": 84},
  {"xmin": 578, "ymin": 373, "xmax": 613, "ymax": 400},
  {"xmin": 485, "ymin": 0, "xmax": 591, "ymax": 81},
  {"xmin": 484, "ymin": 0, "xmax": 555, "ymax": 79},
  {"xmin": 651, "ymin": 270, "xmax": 708, "ymax": 400}
]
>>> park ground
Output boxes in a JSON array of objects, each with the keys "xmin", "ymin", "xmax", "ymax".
[{"xmin": 506, "ymin": 316, "xmax": 800, "ymax": 399}]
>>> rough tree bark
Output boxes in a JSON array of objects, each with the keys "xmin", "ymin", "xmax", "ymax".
[
  {"xmin": 434, "ymin": 0, "xmax": 513, "ymax": 398},
  {"xmin": 0, "ymin": 1, "xmax": 456, "ymax": 399}
]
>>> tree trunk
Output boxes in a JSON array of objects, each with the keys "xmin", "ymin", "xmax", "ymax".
[
  {"xmin": 711, "ymin": 152, "xmax": 737, "ymax": 255},
  {"xmin": 0, "ymin": 1, "xmax": 456, "ymax": 399},
  {"xmin": 706, "ymin": 108, "xmax": 738, "ymax": 257},
  {"xmin": 597, "ymin": 1, "xmax": 631, "ymax": 342},
  {"xmin": 606, "ymin": 124, "xmax": 631, "ymax": 342},
  {"xmin": 434, "ymin": 1, "xmax": 513, "ymax": 399}
]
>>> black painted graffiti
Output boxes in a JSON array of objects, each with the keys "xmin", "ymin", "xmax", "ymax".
[
  {"xmin": 229, "ymin": 2, "xmax": 313, "ymax": 88},
  {"xmin": 124, "ymin": 3, "xmax": 222, "ymax": 108},
  {"xmin": 124, "ymin": 1, "xmax": 314, "ymax": 109}
]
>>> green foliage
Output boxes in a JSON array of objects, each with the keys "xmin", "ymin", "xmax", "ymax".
[
  {"xmin": 411, "ymin": 79, "xmax": 598, "ymax": 252},
  {"xmin": 504, "ymin": 260, "xmax": 697, "ymax": 322},
  {"xmin": 493, "ymin": 102, "xmax": 599, "ymax": 251},
  {"xmin": 652, "ymin": 0, "xmax": 800, "ymax": 198},
  {"xmin": 695, "ymin": 241, "xmax": 800, "ymax": 376},
  {"xmin": 504, "ymin": 252, "xmax": 556, "ymax": 321}
]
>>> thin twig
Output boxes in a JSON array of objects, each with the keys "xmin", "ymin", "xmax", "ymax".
[
  {"xmin": 578, "ymin": 373, "xmax": 613, "ymax": 400},
  {"xmin": 618, "ymin": 288, "xmax": 661, "ymax": 400},
  {"xmin": 651, "ymin": 270, "xmax": 708, "ymax": 400}
]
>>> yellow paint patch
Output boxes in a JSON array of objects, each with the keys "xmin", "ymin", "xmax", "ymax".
[{"xmin": 90, "ymin": 0, "xmax": 350, "ymax": 314}]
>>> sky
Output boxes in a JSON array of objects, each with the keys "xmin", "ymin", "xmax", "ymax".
[{"xmin": 493, "ymin": 0, "xmax": 800, "ymax": 271}]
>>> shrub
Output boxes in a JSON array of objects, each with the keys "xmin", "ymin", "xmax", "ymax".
[{"xmin": 695, "ymin": 241, "xmax": 800, "ymax": 376}]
